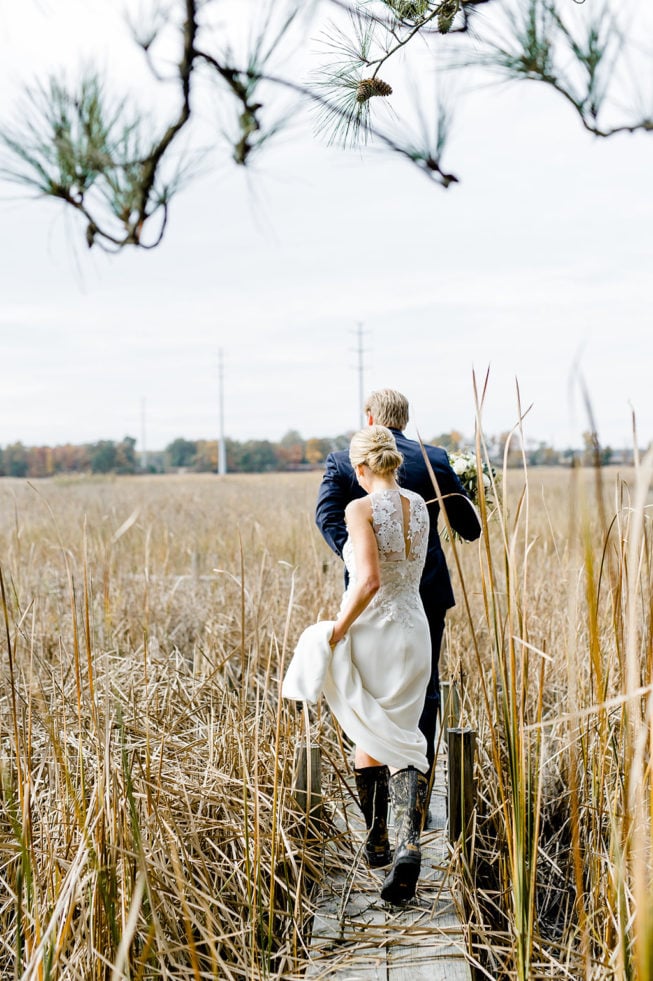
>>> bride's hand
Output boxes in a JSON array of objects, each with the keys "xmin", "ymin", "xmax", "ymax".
[{"xmin": 329, "ymin": 626, "xmax": 342, "ymax": 648}]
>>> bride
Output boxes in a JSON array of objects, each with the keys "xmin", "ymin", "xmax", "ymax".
[{"xmin": 323, "ymin": 425, "xmax": 431, "ymax": 904}]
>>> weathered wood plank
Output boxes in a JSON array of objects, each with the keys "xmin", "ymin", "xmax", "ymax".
[
  {"xmin": 388, "ymin": 943, "xmax": 472, "ymax": 981},
  {"xmin": 304, "ymin": 749, "xmax": 473, "ymax": 980},
  {"xmin": 305, "ymin": 949, "xmax": 386, "ymax": 979},
  {"xmin": 310, "ymin": 894, "xmax": 387, "ymax": 944}
]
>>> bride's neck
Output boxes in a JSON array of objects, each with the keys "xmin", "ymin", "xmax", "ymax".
[{"xmin": 367, "ymin": 474, "xmax": 398, "ymax": 493}]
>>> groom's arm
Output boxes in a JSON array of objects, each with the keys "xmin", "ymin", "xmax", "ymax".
[
  {"xmin": 432, "ymin": 459, "xmax": 482, "ymax": 541},
  {"xmin": 315, "ymin": 453, "xmax": 349, "ymax": 558}
]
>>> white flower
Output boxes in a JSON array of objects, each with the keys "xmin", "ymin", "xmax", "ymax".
[
  {"xmin": 482, "ymin": 473, "xmax": 491, "ymax": 488},
  {"xmin": 452, "ymin": 456, "xmax": 468, "ymax": 476}
]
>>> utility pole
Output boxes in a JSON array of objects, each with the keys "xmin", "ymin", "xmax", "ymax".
[
  {"xmin": 218, "ymin": 349, "xmax": 227, "ymax": 475},
  {"xmin": 140, "ymin": 397, "xmax": 148, "ymax": 471},
  {"xmin": 353, "ymin": 322, "xmax": 367, "ymax": 427}
]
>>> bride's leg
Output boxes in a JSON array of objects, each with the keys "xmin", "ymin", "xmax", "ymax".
[{"xmin": 354, "ymin": 748, "xmax": 382, "ymax": 768}]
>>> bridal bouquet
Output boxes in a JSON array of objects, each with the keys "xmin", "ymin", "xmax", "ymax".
[{"xmin": 447, "ymin": 450, "xmax": 497, "ymax": 510}]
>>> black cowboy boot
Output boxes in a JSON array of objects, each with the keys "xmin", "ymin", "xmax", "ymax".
[
  {"xmin": 354, "ymin": 765, "xmax": 392, "ymax": 868},
  {"xmin": 380, "ymin": 766, "xmax": 428, "ymax": 904}
]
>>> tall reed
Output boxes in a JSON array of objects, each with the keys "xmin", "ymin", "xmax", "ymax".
[{"xmin": 445, "ymin": 433, "xmax": 653, "ymax": 979}]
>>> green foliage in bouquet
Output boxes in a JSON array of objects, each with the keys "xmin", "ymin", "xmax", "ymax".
[{"xmin": 448, "ymin": 450, "xmax": 498, "ymax": 509}]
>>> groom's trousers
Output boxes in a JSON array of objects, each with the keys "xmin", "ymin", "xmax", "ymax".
[{"xmin": 417, "ymin": 600, "xmax": 447, "ymax": 775}]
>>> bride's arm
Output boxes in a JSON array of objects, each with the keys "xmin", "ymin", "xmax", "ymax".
[{"xmin": 330, "ymin": 498, "xmax": 380, "ymax": 647}]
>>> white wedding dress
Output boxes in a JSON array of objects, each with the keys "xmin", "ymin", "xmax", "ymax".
[{"xmin": 322, "ymin": 488, "xmax": 431, "ymax": 773}]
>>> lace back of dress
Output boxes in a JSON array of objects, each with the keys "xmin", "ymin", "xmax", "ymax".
[{"xmin": 371, "ymin": 490, "xmax": 427, "ymax": 564}]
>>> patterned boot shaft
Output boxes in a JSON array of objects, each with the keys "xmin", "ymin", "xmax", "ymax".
[
  {"xmin": 390, "ymin": 766, "xmax": 427, "ymax": 854},
  {"xmin": 380, "ymin": 766, "xmax": 428, "ymax": 904},
  {"xmin": 354, "ymin": 765, "xmax": 392, "ymax": 868}
]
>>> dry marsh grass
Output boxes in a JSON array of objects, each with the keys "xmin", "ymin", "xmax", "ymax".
[
  {"xmin": 446, "ymin": 461, "xmax": 653, "ymax": 980},
  {"xmin": 1, "ymin": 463, "xmax": 652, "ymax": 979},
  {"xmin": 0, "ymin": 474, "xmax": 342, "ymax": 980}
]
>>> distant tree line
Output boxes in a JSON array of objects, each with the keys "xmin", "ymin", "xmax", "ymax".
[
  {"xmin": 0, "ymin": 436, "xmax": 139, "ymax": 478},
  {"xmin": 0, "ymin": 429, "xmax": 630, "ymax": 479},
  {"xmin": 165, "ymin": 430, "xmax": 349, "ymax": 473},
  {"xmin": 0, "ymin": 431, "xmax": 347, "ymax": 478}
]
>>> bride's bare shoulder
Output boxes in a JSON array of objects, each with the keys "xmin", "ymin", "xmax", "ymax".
[{"xmin": 345, "ymin": 496, "xmax": 372, "ymax": 523}]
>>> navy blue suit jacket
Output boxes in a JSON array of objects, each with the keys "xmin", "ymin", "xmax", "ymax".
[{"xmin": 315, "ymin": 430, "xmax": 481, "ymax": 612}]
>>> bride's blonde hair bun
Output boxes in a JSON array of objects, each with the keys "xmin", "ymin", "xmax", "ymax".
[{"xmin": 349, "ymin": 425, "xmax": 403, "ymax": 476}]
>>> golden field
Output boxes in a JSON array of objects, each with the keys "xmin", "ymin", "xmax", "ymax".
[{"xmin": 0, "ymin": 463, "xmax": 652, "ymax": 979}]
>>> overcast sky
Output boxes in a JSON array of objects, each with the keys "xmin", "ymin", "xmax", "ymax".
[{"xmin": 1, "ymin": 0, "xmax": 652, "ymax": 452}]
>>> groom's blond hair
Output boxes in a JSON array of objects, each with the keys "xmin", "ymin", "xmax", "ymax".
[{"xmin": 364, "ymin": 389, "xmax": 409, "ymax": 431}]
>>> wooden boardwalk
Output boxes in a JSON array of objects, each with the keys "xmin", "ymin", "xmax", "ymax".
[{"xmin": 305, "ymin": 751, "xmax": 473, "ymax": 980}]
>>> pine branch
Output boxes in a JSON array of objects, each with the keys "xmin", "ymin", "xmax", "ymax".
[
  {"xmin": 243, "ymin": 69, "xmax": 459, "ymax": 187},
  {"xmin": 462, "ymin": 0, "xmax": 653, "ymax": 138},
  {"xmin": 1, "ymin": 0, "xmax": 651, "ymax": 253},
  {"xmin": 0, "ymin": 0, "xmax": 200, "ymax": 250}
]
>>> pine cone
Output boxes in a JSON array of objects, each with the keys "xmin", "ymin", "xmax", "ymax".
[{"xmin": 356, "ymin": 78, "xmax": 393, "ymax": 104}]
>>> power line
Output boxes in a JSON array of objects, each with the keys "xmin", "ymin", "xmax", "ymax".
[{"xmin": 218, "ymin": 349, "xmax": 227, "ymax": 475}]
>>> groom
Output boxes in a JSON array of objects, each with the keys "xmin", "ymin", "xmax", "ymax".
[{"xmin": 315, "ymin": 388, "xmax": 481, "ymax": 776}]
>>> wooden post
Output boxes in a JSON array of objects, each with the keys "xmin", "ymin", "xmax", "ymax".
[
  {"xmin": 293, "ymin": 745, "xmax": 323, "ymax": 827},
  {"xmin": 447, "ymin": 727, "xmax": 476, "ymax": 849},
  {"xmin": 440, "ymin": 680, "xmax": 460, "ymax": 732}
]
